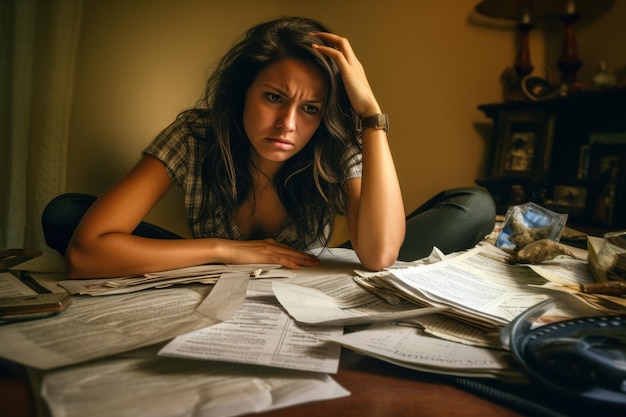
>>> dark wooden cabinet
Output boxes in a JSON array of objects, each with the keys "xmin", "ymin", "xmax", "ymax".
[{"xmin": 477, "ymin": 88, "xmax": 626, "ymax": 228}]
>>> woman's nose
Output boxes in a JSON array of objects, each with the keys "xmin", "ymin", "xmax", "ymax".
[{"xmin": 276, "ymin": 106, "xmax": 297, "ymax": 132}]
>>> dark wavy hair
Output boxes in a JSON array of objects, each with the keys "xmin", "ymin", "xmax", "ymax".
[{"xmin": 189, "ymin": 16, "xmax": 361, "ymax": 249}]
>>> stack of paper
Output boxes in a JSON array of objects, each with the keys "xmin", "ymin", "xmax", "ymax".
[
  {"xmin": 58, "ymin": 264, "xmax": 291, "ymax": 296},
  {"xmin": 360, "ymin": 244, "xmax": 552, "ymax": 330}
]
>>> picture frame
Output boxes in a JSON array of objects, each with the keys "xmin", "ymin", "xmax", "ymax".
[
  {"xmin": 490, "ymin": 111, "xmax": 555, "ymax": 181},
  {"xmin": 552, "ymin": 185, "xmax": 587, "ymax": 208},
  {"xmin": 585, "ymin": 144, "xmax": 626, "ymax": 227},
  {"xmin": 544, "ymin": 184, "xmax": 587, "ymax": 219}
]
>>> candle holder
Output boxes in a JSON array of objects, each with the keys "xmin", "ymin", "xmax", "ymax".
[
  {"xmin": 474, "ymin": 0, "xmax": 617, "ymax": 99},
  {"xmin": 557, "ymin": 11, "xmax": 584, "ymax": 91}
]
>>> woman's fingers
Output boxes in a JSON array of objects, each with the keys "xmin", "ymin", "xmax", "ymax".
[
  {"xmin": 311, "ymin": 32, "xmax": 357, "ymax": 62},
  {"xmin": 311, "ymin": 32, "xmax": 380, "ymax": 117},
  {"xmin": 221, "ymin": 239, "xmax": 320, "ymax": 269}
]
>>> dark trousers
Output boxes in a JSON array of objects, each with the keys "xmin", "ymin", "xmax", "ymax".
[
  {"xmin": 397, "ymin": 187, "xmax": 495, "ymax": 261},
  {"xmin": 42, "ymin": 187, "xmax": 495, "ymax": 262}
]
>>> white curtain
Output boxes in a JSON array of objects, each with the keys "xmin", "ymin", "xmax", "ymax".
[{"xmin": 0, "ymin": 0, "xmax": 82, "ymax": 251}]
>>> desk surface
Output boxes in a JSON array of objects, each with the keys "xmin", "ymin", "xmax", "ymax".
[
  {"xmin": 1, "ymin": 350, "xmax": 527, "ymax": 417},
  {"xmin": 2, "ymin": 348, "xmax": 617, "ymax": 417},
  {"xmin": 261, "ymin": 350, "xmax": 526, "ymax": 417}
]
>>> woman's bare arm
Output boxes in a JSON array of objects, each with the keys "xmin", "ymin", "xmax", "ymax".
[
  {"xmin": 312, "ymin": 33, "xmax": 405, "ymax": 270},
  {"xmin": 65, "ymin": 155, "xmax": 318, "ymax": 279},
  {"xmin": 344, "ymin": 130, "xmax": 405, "ymax": 271}
]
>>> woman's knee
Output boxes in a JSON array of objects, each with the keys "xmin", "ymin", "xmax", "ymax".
[
  {"xmin": 398, "ymin": 187, "xmax": 496, "ymax": 261},
  {"xmin": 42, "ymin": 193, "xmax": 96, "ymax": 255},
  {"xmin": 462, "ymin": 188, "xmax": 496, "ymax": 247},
  {"xmin": 446, "ymin": 187, "xmax": 495, "ymax": 239}
]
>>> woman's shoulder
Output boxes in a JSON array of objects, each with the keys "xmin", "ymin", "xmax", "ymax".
[
  {"xmin": 144, "ymin": 109, "xmax": 213, "ymax": 185},
  {"xmin": 145, "ymin": 109, "xmax": 212, "ymax": 159},
  {"xmin": 152, "ymin": 109, "xmax": 213, "ymax": 147},
  {"xmin": 176, "ymin": 108, "xmax": 211, "ymax": 134}
]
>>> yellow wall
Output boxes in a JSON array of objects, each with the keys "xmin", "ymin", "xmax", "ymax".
[{"xmin": 65, "ymin": 0, "xmax": 626, "ymax": 240}]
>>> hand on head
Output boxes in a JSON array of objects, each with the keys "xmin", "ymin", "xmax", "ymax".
[{"xmin": 310, "ymin": 32, "xmax": 381, "ymax": 117}]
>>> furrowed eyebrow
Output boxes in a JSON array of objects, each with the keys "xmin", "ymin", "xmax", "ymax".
[{"xmin": 263, "ymin": 84, "xmax": 325, "ymax": 105}]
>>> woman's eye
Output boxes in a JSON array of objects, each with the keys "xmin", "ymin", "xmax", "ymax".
[
  {"xmin": 265, "ymin": 93, "xmax": 282, "ymax": 103},
  {"xmin": 303, "ymin": 104, "xmax": 319, "ymax": 115}
]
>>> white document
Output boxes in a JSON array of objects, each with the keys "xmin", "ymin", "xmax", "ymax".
[
  {"xmin": 327, "ymin": 323, "xmax": 525, "ymax": 382},
  {"xmin": 403, "ymin": 313, "xmax": 503, "ymax": 348},
  {"xmin": 194, "ymin": 272, "xmax": 250, "ymax": 321},
  {"xmin": 271, "ymin": 247, "xmax": 443, "ymax": 326},
  {"xmin": 385, "ymin": 245, "xmax": 551, "ymax": 327},
  {"xmin": 39, "ymin": 346, "xmax": 350, "ymax": 417},
  {"xmin": 0, "ymin": 288, "xmax": 220, "ymax": 369},
  {"xmin": 160, "ymin": 282, "xmax": 342, "ymax": 374},
  {"xmin": 526, "ymin": 258, "xmax": 596, "ymax": 286},
  {"xmin": 273, "ymin": 281, "xmax": 444, "ymax": 326}
]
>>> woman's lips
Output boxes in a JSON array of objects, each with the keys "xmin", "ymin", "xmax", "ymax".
[{"xmin": 266, "ymin": 137, "xmax": 294, "ymax": 150}]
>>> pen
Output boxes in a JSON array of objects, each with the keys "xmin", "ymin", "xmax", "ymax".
[
  {"xmin": 19, "ymin": 271, "xmax": 52, "ymax": 294},
  {"xmin": 578, "ymin": 281, "xmax": 626, "ymax": 296}
]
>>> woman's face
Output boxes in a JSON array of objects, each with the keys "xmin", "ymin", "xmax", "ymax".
[{"xmin": 243, "ymin": 57, "xmax": 326, "ymax": 171}]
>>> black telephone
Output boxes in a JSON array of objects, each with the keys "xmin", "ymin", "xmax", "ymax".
[
  {"xmin": 501, "ymin": 297, "xmax": 626, "ymax": 408},
  {"xmin": 1, "ymin": 249, "xmax": 72, "ymax": 323}
]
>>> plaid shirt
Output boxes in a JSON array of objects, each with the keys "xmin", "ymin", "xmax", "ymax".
[{"xmin": 143, "ymin": 111, "xmax": 362, "ymax": 249}]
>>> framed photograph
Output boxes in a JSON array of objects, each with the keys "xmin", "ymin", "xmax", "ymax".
[
  {"xmin": 585, "ymin": 144, "xmax": 626, "ymax": 227},
  {"xmin": 552, "ymin": 185, "xmax": 587, "ymax": 208},
  {"xmin": 490, "ymin": 111, "xmax": 555, "ymax": 180},
  {"xmin": 543, "ymin": 184, "xmax": 587, "ymax": 219}
]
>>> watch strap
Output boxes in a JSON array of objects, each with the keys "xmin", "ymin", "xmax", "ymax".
[{"xmin": 358, "ymin": 113, "xmax": 390, "ymax": 133}]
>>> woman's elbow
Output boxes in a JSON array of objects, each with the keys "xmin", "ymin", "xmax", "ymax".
[
  {"xmin": 64, "ymin": 244, "xmax": 90, "ymax": 279},
  {"xmin": 358, "ymin": 248, "xmax": 398, "ymax": 271}
]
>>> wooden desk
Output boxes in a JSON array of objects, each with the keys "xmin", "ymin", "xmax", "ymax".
[
  {"xmin": 4, "ymin": 348, "xmax": 602, "ymax": 417},
  {"xmin": 261, "ymin": 350, "xmax": 525, "ymax": 417}
]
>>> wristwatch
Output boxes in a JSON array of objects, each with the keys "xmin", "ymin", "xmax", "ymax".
[{"xmin": 358, "ymin": 113, "xmax": 390, "ymax": 133}]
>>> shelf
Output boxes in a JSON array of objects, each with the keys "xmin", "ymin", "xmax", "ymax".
[{"xmin": 477, "ymin": 88, "xmax": 626, "ymax": 228}]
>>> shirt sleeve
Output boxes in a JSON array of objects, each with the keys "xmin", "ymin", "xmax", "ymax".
[
  {"xmin": 143, "ymin": 115, "xmax": 195, "ymax": 187},
  {"xmin": 346, "ymin": 149, "xmax": 363, "ymax": 180}
]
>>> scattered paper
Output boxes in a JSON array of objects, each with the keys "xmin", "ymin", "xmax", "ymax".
[
  {"xmin": 327, "ymin": 323, "xmax": 526, "ymax": 383},
  {"xmin": 160, "ymin": 282, "xmax": 342, "ymax": 374},
  {"xmin": 0, "ymin": 288, "xmax": 218, "ymax": 369},
  {"xmin": 402, "ymin": 313, "xmax": 503, "ymax": 348},
  {"xmin": 273, "ymin": 280, "xmax": 445, "ymax": 326},
  {"xmin": 39, "ymin": 345, "xmax": 350, "ymax": 417},
  {"xmin": 194, "ymin": 272, "xmax": 249, "ymax": 322},
  {"xmin": 526, "ymin": 258, "xmax": 596, "ymax": 286}
]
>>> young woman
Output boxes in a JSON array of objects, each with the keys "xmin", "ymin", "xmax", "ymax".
[{"xmin": 43, "ymin": 17, "xmax": 494, "ymax": 279}]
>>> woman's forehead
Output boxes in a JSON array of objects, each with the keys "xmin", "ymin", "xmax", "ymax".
[{"xmin": 254, "ymin": 58, "xmax": 327, "ymax": 101}]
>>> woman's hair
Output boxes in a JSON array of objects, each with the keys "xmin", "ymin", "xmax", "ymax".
[{"xmin": 191, "ymin": 16, "xmax": 361, "ymax": 248}]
